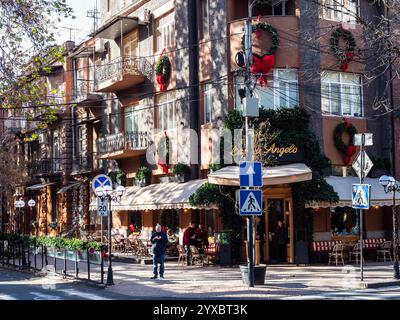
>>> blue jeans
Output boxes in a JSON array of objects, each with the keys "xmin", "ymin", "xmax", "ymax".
[{"xmin": 153, "ymin": 253, "xmax": 165, "ymax": 277}]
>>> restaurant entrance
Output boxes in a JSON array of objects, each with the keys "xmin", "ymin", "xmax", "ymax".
[{"xmin": 264, "ymin": 187, "xmax": 294, "ymax": 263}]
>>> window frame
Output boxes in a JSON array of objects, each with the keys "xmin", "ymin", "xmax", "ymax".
[
  {"xmin": 320, "ymin": 0, "xmax": 359, "ymax": 24},
  {"xmin": 321, "ymin": 71, "xmax": 363, "ymax": 117},
  {"xmin": 203, "ymin": 83, "xmax": 213, "ymax": 124},
  {"xmin": 154, "ymin": 11, "xmax": 176, "ymax": 53},
  {"xmin": 156, "ymin": 93, "xmax": 177, "ymax": 131}
]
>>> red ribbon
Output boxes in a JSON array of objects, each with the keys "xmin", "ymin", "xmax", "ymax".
[
  {"xmin": 250, "ymin": 54, "xmax": 275, "ymax": 86},
  {"xmin": 340, "ymin": 52, "xmax": 354, "ymax": 71},
  {"xmin": 156, "ymin": 48, "xmax": 168, "ymax": 92}
]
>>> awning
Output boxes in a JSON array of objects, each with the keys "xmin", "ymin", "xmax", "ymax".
[
  {"xmin": 26, "ymin": 182, "xmax": 56, "ymax": 191},
  {"xmin": 90, "ymin": 16, "xmax": 139, "ymax": 39},
  {"xmin": 306, "ymin": 176, "xmax": 400, "ymax": 208},
  {"xmin": 89, "ymin": 179, "xmax": 218, "ymax": 211},
  {"xmin": 207, "ymin": 163, "xmax": 312, "ymax": 186},
  {"xmin": 57, "ymin": 183, "xmax": 81, "ymax": 194}
]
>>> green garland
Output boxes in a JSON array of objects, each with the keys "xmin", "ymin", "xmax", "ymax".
[
  {"xmin": 333, "ymin": 121, "xmax": 357, "ymax": 154},
  {"xmin": 241, "ymin": 22, "xmax": 279, "ymax": 58},
  {"xmin": 155, "ymin": 54, "xmax": 171, "ymax": 83},
  {"xmin": 330, "ymin": 27, "xmax": 356, "ymax": 69}
]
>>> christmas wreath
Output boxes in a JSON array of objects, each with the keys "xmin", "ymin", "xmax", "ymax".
[
  {"xmin": 334, "ymin": 118, "xmax": 358, "ymax": 165},
  {"xmin": 241, "ymin": 18, "xmax": 279, "ymax": 86},
  {"xmin": 330, "ymin": 26, "xmax": 356, "ymax": 71},
  {"xmin": 155, "ymin": 49, "xmax": 171, "ymax": 92}
]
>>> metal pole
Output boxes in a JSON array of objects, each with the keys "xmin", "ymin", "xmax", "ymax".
[
  {"xmin": 359, "ymin": 134, "xmax": 365, "ymax": 281},
  {"xmin": 244, "ymin": 2, "xmax": 255, "ymax": 288},
  {"xmin": 392, "ymin": 189, "xmax": 399, "ymax": 279},
  {"xmin": 106, "ymin": 196, "xmax": 114, "ymax": 285}
]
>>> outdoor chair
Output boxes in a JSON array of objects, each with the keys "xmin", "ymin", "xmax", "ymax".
[
  {"xmin": 377, "ymin": 241, "xmax": 392, "ymax": 262},
  {"xmin": 177, "ymin": 244, "xmax": 186, "ymax": 266},
  {"xmin": 328, "ymin": 243, "xmax": 344, "ymax": 266},
  {"xmin": 189, "ymin": 245, "xmax": 204, "ymax": 266},
  {"xmin": 350, "ymin": 241, "xmax": 365, "ymax": 265},
  {"xmin": 136, "ymin": 238, "xmax": 150, "ymax": 258}
]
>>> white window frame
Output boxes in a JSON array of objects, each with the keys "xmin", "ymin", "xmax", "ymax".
[
  {"xmin": 320, "ymin": 0, "xmax": 359, "ymax": 24},
  {"xmin": 204, "ymin": 83, "xmax": 213, "ymax": 124},
  {"xmin": 125, "ymin": 106, "xmax": 145, "ymax": 132},
  {"xmin": 155, "ymin": 11, "xmax": 175, "ymax": 52},
  {"xmin": 321, "ymin": 71, "xmax": 363, "ymax": 117},
  {"xmin": 235, "ymin": 69, "xmax": 299, "ymax": 110},
  {"xmin": 156, "ymin": 93, "xmax": 177, "ymax": 131}
]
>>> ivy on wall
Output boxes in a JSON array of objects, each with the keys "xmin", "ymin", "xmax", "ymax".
[{"xmin": 190, "ymin": 107, "xmax": 339, "ymax": 257}]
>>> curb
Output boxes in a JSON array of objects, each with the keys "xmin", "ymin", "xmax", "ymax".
[{"xmin": 358, "ymin": 280, "xmax": 400, "ymax": 289}]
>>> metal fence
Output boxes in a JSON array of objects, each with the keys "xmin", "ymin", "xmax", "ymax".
[{"xmin": 0, "ymin": 238, "xmax": 105, "ymax": 285}]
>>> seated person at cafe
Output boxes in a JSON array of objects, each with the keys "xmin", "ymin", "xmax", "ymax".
[
  {"xmin": 195, "ymin": 224, "xmax": 208, "ymax": 250},
  {"xmin": 167, "ymin": 228, "xmax": 178, "ymax": 244}
]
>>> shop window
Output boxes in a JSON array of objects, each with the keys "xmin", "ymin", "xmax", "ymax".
[
  {"xmin": 321, "ymin": 71, "xmax": 363, "ymax": 117},
  {"xmin": 235, "ymin": 69, "xmax": 298, "ymax": 110},
  {"xmin": 331, "ymin": 207, "xmax": 359, "ymax": 235},
  {"xmin": 320, "ymin": 0, "xmax": 359, "ymax": 24}
]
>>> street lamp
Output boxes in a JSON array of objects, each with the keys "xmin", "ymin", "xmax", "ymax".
[
  {"xmin": 28, "ymin": 199, "xmax": 36, "ymax": 234},
  {"xmin": 379, "ymin": 175, "xmax": 400, "ymax": 279},
  {"xmin": 95, "ymin": 184, "xmax": 125, "ymax": 286},
  {"xmin": 14, "ymin": 199, "xmax": 25, "ymax": 234}
]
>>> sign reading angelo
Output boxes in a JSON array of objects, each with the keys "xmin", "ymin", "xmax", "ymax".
[{"xmin": 264, "ymin": 143, "xmax": 304, "ymax": 163}]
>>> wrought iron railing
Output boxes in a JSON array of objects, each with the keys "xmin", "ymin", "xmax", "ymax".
[
  {"xmin": 96, "ymin": 131, "xmax": 148, "ymax": 155},
  {"xmin": 30, "ymin": 158, "xmax": 62, "ymax": 176},
  {"xmin": 94, "ymin": 56, "xmax": 153, "ymax": 86},
  {"xmin": 74, "ymin": 80, "xmax": 96, "ymax": 101}
]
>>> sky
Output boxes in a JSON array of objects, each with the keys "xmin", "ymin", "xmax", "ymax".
[{"xmin": 54, "ymin": 0, "xmax": 99, "ymax": 45}]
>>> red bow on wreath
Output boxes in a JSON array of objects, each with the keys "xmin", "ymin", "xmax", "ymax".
[
  {"xmin": 251, "ymin": 54, "xmax": 275, "ymax": 87},
  {"xmin": 343, "ymin": 145, "xmax": 357, "ymax": 165},
  {"xmin": 156, "ymin": 74, "xmax": 167, "ymax": 92},
  {"xmin": 158, "ymin": 132, "xmax": 169, "ymax": 174},
  {"xmin": 340, "ymin": 52, "xmax": 355, "ymax": 71}
]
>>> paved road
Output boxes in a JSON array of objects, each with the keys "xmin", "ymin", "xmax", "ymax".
[{"xmin": 1, "ymin": 267, "xmax": 400, "ymax": 300}]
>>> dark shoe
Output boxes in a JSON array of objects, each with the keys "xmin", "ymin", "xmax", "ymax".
[
  {"xmin": 160, "ymin": 275, "xmax": 164, "ymax": 279},
  {"xmin": 150, "ymin": 275, "xmax": 157, "ymax": 279}
]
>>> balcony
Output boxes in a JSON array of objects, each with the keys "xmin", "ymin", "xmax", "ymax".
[
  {"xmin": 30, "ymin": 158, "xmax": 62, "ymax": 176},
  {"xmin": 74, "ymin": 81, "xmax": 102, "ymax": 105},
  {"xmin": 94, "ymin": 56, "xmax": 153, "ymax": 93},
  {"xmin": 4, "ymin": 116, "xmax": 35, "ymax": 134},
  {"xmin": 72, "ymin": 154, "xmax": 100, "ymax": 174},
  {"xmin": 96, "ymin": 131, "xmax": 148, "ymax": 160}
]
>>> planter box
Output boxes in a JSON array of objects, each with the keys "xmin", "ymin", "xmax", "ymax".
[{"xmin": 240, "ymin": 265, "xmax": 267, "ymax": 286}]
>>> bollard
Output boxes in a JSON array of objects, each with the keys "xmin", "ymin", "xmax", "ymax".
[
  {"xmin": 63, "ymin": 249, "xmax": 67, "ymax": 278},
  {"xmin": 87, "ymin": 249, "xmax": 90, "ymax": 281},
  {"xmin": 75, "ymin": 251, "xmax": 79, "ymax": 278}
]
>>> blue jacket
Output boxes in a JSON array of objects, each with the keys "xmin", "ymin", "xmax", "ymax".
[{"xmin": 151, "ymin": 231, "xmax": 168, "ymax": 255}]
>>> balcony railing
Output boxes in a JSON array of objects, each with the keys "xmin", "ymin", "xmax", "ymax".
[
  {"xmin": 30, "ymin": 158, "xmax": 62, "ymax": 176},
  {"xmin": 94, "ymin": 56, "xmax": 153, "ymax": 91},
  {"xmin": 96, "ymin": 131, "xmax": 148, "ymax": 156},
  {"xmin": 74, "ymin": 80, "xmax": 102, "ymax": 104}
]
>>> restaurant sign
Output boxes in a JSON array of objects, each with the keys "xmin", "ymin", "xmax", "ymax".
[{"xmin": 265, "ymin": 143, "xmax": 304, "ymax": 163}]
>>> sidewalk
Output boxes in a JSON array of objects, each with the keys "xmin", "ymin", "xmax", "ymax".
[{"xmin": 100, "ymin": 261, "xmax": 400, "ymax": 299}]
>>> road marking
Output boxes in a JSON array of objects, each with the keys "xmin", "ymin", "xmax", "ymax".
[
  {"xmin": 0, "ymin": 294, "xmax": 17, "ymax": 300},
  {"xmin": 30, "ymin": 292, "xmax": 62, "ymax": 300},
  {"xmin": 57, "ymin": 288, "xmax": 111, "ymax": 300}
]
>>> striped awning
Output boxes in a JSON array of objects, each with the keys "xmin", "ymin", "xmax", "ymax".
[
  {"xmin": 89, "ymin": 179, "xmax": 217, "ymax": 211},
  {"xmin": 26, "ymin": 183, "xmax": 56, "ymax": 191}
]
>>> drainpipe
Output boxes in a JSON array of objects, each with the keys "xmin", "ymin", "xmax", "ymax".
[
  {"xmin": 72, "ymin": 58, "xmax": 76, "ymax": 164},
  {"xmin": 188, "ymin": 0, "xmax": 200, "ymax": 179}
]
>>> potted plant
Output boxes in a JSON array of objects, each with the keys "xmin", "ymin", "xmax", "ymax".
[
  {"xmin": 135, "ymin": 166, "xmax": 151, "ymax": 187},
  {"xmin": 173, "ymin": 163, "xmax": 190, "ymax": 182},
  {"xmin": 209, "ymin": 163, "xmax": 222, "ymax": 173},
  {"xmin": 108, "ymin": 170, "xmax": 127, "ymax": 187}
]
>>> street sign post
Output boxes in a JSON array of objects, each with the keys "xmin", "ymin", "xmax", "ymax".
[
  {"xmin": 352, "ymin": 184, "xmax": 371, "ymax": 210},
  {"xmin": 239, "ymin": 190, "xmax": 262, "ymax": 216},
  {"xmin": 352, "ymin": 151, "xmax": 374, "ymax": 180},
  {"xmin": 92, "ymin": 174, "xmax": 113, "ymax": 192},
  {"xmin": 239, "ymin": 161, "xmax": 262, "ymax": 187},
  {"xmin": 97, "ymin": 197, "xmax": 109, "ymax": 217}
]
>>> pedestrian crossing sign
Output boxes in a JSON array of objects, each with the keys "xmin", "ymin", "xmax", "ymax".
[
  {"xmin": 352, "ymin": 184, "xmax": 371, "ymax": 210},
  {"xmin": 239, "ymin": 189, "xmax": 262, "ymax": 216}
]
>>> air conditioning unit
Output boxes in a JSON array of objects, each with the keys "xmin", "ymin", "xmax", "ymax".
[
  {"xmin": 38, "ymin": 133, "xmax": 48, "ymax": 144},
  {"xmin": 95, "ymin": 38, "xmax": 106, "ymax": 53},
  {"xmin": 138, "ymin": 9, "xmax": 152, "ymax": 25}
]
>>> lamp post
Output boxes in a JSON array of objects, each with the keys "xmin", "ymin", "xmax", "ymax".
[
  {"xmin": 95, "ymin": 184, "xmax": 125, "ymax": 286},
  {"xmin": 379, "ymin": 175, "xmax": 400, "ymax": 279},
  {"xmin": 28, "ymin": 199, "xmax": 36, "ymax": 234},
  {"xmin": 14, "ymin": 199, "xmax": 25, "ymax": 234}
]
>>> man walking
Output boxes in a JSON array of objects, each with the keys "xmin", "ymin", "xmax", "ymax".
[{"xmin": 150, "ymin": 224, "xmax": 168, "ymax": 279}]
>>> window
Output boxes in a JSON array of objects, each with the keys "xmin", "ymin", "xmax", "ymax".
[
  {"xmin": 123, "ymin": 31, "xmax": 138, "ymax": 58},
  {"xmin": 52, "ymin": 132, "xmax": 61, "ymax": 171},
  {"xmin": 235, "ymin": 69, "xmax": 298, "ymax": 110},
  {"xmin": 51, "ymin": 185, "xmax": 58, "ymax": 223},
  {"xmin": 201, "ymin": 0, "xmax": 210, "ymax": 38},
  {"xmin": 331, "ymin": 207, "xmax": 359, "ymax": 235},
  {"xmin": 125, "ymin": 106, "xmax": 145, "ymax": 132},
  {"xmin": 155, "ymin": 11, "xmax": 175, "ymax": 52},
  {"xmin": 321, "ymin": 71, "xmax": 362, "ymax": 117},
  {"xmin": 156, "ymin": 92, "xmax": 176, "ymax": 131},
  {"xmin": 203, "ymin": 83, "xmax": 213, "ymax": 124},
  {"xmin": 77, "ymin": 126, "xmax": 84, "ymax": 157},
  {"xmin": 320, "ymin": 0, "xmax": 358, "ymax": 23}
]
